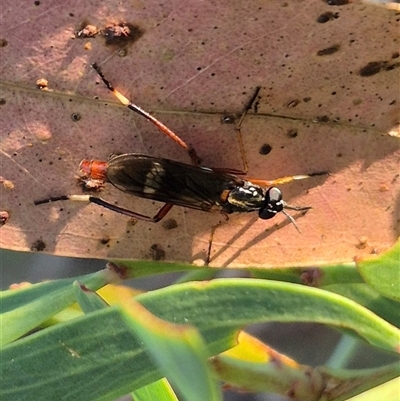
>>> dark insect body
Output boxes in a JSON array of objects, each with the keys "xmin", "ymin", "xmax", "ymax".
[{"xmin": 35, "ymin": 63, "xmax": 324, "ymax": 230}]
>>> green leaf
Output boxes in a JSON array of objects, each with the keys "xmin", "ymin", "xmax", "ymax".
[
  {"xmin": 120, "ymin": 299, "xmax": 221, "ymax": 401},
  {"xmin": 0, "ymin": 269, "xmax": 111, "ymax": 346},
  {"xmin": 323, "ymin": 283, "xmax": 400, "ymax": 327},
  {"xmin": 132, "ymin": 379, "xmax": 178, "ymax": 401},
  {"xmin": 1, "ymin": 278, "xmax": 399, "ymax": 401},
  {"xmin": 137, "ymin": 279, "xmax": 400, "ymax": 352},
  {"xmin": 357, "ymin": 241, "xmax": 400, "ymax": 301},
  {"xmin": 345, "ymin": 377, "xmax": 400, "ymax": 401}
]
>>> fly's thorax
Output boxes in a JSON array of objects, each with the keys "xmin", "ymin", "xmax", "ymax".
[{"xmin": 227, "ymin": 181, "xmax": 265, "ymax": 212}]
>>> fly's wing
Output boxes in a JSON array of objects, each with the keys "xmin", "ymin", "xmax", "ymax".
[{"xmin": 107, "ymin": 154, "xmax": 242, "ymax": 212}]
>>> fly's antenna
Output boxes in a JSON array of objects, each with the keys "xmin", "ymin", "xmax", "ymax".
[
  {"xmin": 282, "ymin": 203, "xmax": 312, "ymax": 233},
  {"xmin": 282, "ymin": 210, "xmax": 300, "ymax": 233}
]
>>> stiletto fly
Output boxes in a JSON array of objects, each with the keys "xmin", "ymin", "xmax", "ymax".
[{"xmin": 34, "ymin": 63, "xmax": 324, "ymax": 231}]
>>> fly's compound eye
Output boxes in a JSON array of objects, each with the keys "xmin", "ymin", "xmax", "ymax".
[{"xmin": 259, "ymin": 187, "xmax": 283, "ymax": 220}]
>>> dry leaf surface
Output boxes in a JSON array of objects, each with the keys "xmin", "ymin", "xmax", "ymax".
[{"xmin": 0, "ymin": 0, "xmax": 399, "ymax": 267}]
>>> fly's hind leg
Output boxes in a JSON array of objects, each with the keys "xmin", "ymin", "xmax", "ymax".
[
  {"xmin": 34, "ymin": 195, "xmax": 174, "ymax": 223},
  {"xmin": 91, "ymin": 63, "xmax": 201, "ymax": 166}
]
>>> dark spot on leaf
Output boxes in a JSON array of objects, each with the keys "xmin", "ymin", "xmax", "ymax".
[
  {"xmin": 385, "ymin": 62, "xmax": 400, "ymax": 72},
  {"xmin": 103, "ymin": 22, "xmax": 144, "ymax": 47},
  {"xmin": 162, "ymin": 218, "xmax": 178, "ymax": 230},
  {"xmin": 100, "ymin": 236, "xmax": 110, "ymax": 245},
  {"xmin": 316, "ymin": 12, "xmax": 338, "ymax": 23},
  {"xmin": 303, "ymin": 97, "xmax": 311, "ymax": 102},
  {"xmin": 359, "ymin": 61, "xmax": 385, "ymax": 77},
  {"xmin": 325, "ymin": 0, "xmax": 349, "ymax": 5},
  {"xmin": 0, "ymin": 98, "xmax": 6, "ymax": 105},
  {"xmin": 71, "ymin": 113, "xmax": 81, "ymax": 122},
  {"xmin": 317, "ymin": 45, "xmax": 340, "ymax": 56},
  {"xmin": 31, "ymin": 238, "xmax": 46, "ymax": 252},
  {"xmin": 259, "ymin": 143, "xmax": 272, "ymax": 155},
  {"xmin": 287, "ymin": 129, "xmax": 298, "ymax": 138},
  {"xmin": 150, "ymin": 244, "xmax": 165, "ymax": 261},
  {"xmin": 0, "ymin": 38, "xmax": 8, "ymax": 47},
  {"xmin": 313, "ymin": 115, "xmax": 330, "ymax": 123},
  {"xmin": 34, "ymin": 0, "xmax": 40, "ymax": 5},
  {"xmin": 287, "ymin": 99, "xmax": 299, "ymax": 108},
  {"xmin": 392, "ymin": 52, "xmax": 399, "ymax": 59}
]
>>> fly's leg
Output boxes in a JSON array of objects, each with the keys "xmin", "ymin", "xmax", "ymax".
[
  {"xmin": 91, "ymin": 63, "xmax": 201, "ymax": 166},
  {"xmin": 34, "ymin": 195, "xmax": 174, "ymax": 223},
  {"xmin": 234, "ymin": 86, "xmax": 261, "ymax": 174}
]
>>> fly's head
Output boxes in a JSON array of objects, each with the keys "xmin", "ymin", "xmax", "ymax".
[{"xmin": 258, "ymin": 187, "xmax": 284, "ymax": 219}]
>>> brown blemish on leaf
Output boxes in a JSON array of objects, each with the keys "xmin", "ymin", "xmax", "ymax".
[
  {"xmin": 0, "ymin": 176, "xmax": 14, "ymax": 190},
  {"xmin": 106, "ymin": 262, "xmax": 129, "ymax": 280},
  {"xmin": 317, "ymin": 45, "xmax": 340, "ymax": 56},
  {"xmin": 150, "ymin": 243, "xmax": 166, "ymax": 261},
  {"xmin": 100, "ymin": 235, "xmax": 110, "ymax": 245},
  {"xmin": 313, "ymin": 115, "xmax": 330, "ymax": 123},
  {"xmin": 31, "ymin": 238, "xmax": 46, "ymax": 252},
  {"xmin": 75, "ymin": 23, "xmax": 99, "ymax": 38},
  {"xmin": 355, "ymin": 236, "xmax": 368, "ymax": 250},
  {"xmin": 36, "ymin": 78, "xmax": 50, "ymax": 91},
  {"xmin": 103, "ymin": 22, "xmax": 144, "ymax": 47},
  {"xmin": 300, "ymin": 268, "xmax": 323, "ymax": 287},
  {"xmin": 0, "ymin": 38, "xmax": 8, "ymax": 47},
  {"xmin": 162, "ymin": 218, "xmax": 178, "ymax": 230},
  {"xmin": 325, "ymin": 0, "xmax": 349, "ymax": 6},
  {"xmin": 0, "ymin": 211, "xmax": 10, "ymax": 226},
  {"xmin": 71, "ymin": 112, "xmax": 81, "ymax": 122},
  {"xmin": 316, "ymin": 12, "xmax": 339, "ymax": 23},
  {"xmin": 259, "ymin": 143, "xmax": 272, "ymax": 155},
  {"xmin": 117, "ymin": 48, "xmax": 128, "ymax": 58},
  {"xmin": 359, "ymin": 61, "xmax": 385, "ymax": 77}
]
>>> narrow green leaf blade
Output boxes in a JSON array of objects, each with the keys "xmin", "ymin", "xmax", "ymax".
[
  {"xmin": 132, "ymin": 379, "xmax": 178, "ymax": 401},
  {"xmin": 0, "ymin": 269, "xmax": 112, "ymax": 346},
  {"xmin": 357, "ymin": 241, "xmax": 400, "ymax": 301},
  {"xmin": 121, "ymin": 300, "xmax": 221, "ymax": 401}
]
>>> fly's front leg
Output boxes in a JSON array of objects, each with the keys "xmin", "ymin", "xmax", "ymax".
[{"xmin": 91, "ymin": 63, "xmax": 201, "ymax": 166}]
